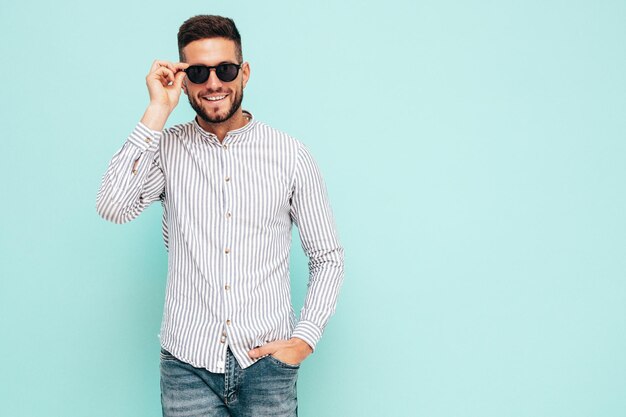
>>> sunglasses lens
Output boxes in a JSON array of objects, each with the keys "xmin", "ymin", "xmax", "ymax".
[
  {"xmin": 216, "ymin": 64, "xmax": 240, "ymax": 82},
  {"xmin": 186, "ymin": 66, "xmax": 210, "ymax": 84},
  {"xmin": 185, "ymin": 64, "xmax": 240, "ymax": 83}
]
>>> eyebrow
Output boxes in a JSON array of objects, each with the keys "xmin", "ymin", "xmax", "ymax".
[{"xmin": 188, "ymin": 61, "xmax": 239, "ymax": 66}]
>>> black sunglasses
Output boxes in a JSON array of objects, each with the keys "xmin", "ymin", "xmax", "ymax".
[{"xmin": 184, "ymin": 63, "xmax": 242, "ymax": 84}]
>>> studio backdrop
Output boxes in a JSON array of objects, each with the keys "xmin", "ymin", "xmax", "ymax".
[{"xmin": 1, "ymin": 1, "xmax": 625, "ymax": 416}]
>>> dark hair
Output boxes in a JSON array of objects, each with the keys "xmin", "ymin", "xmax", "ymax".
[{"xmin": 178, "ymin": 15, "xmax": 243, "ymax": 62}]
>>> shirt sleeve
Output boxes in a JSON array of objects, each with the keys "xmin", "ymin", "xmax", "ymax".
[
  {"xmin": 96, "ymin": 122, "xmax": 166, "ymax": 224},
  {"xmin": 289, "ymin": 142, "xmax": 345, "ymax": 351}
]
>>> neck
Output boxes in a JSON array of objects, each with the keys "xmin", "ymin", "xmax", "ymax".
[{"xmin": 196, "ymin": 110, "xmax": 249, "ymax": 142}]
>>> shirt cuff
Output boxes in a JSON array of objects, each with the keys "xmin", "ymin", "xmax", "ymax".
[
  {"xmin": 291, "ymin": 320, "xmax": 323, "ymax": 351},
  {"xmin": 127, "ymin": 122, "xmax": 162, "ymax": 153}
]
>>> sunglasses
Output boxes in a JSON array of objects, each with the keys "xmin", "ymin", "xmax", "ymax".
[{"xmin": 184, "ymin": 63, "xmax": 242, "ymax": 84}]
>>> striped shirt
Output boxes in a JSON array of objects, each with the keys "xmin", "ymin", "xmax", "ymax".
[{"xmin": 96, "ymin": 111, "xmax": 344, "ymax": 372}]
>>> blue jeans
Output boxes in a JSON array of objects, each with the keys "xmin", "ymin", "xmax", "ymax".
[{"xmin": 160, "ymin": 347, "xmax": 299, "ymax": 417}]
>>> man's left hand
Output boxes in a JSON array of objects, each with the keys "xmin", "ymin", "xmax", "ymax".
[{"xmin": 248, "ymin": 338, "xmax": 313, "ymax": 366}]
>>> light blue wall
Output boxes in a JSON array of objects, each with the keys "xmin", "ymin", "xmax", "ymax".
[{"xmin": 1, "ymin": 1, "xmax": 625, "ymax": 416}]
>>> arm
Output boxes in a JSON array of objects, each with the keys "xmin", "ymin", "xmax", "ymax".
[
  {"xmin": 95, "ymin": 124, "xmax": 165, "ymax": 223},
  {"xmin": 289, "ymin": 143, "xmax": 345, "ymax": 351},
  {"xmin": 248, "ymin": 143, "xmax": 344, "ymax": 365},
  {"xmin": 95, "ymin": 60, "xmax": 188, "ymax": 223}
]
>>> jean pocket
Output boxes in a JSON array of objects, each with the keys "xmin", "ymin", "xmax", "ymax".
[
  {"xmin": 267, "ymin": 354, "xmax": 300, "ymax": 369},
  {"xmin": 160, "ymin": 347, "xmax": 178, "ymax": 361}
]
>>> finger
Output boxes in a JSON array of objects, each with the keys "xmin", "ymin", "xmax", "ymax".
[
  {"xmin": 163, "ymin": 62, "xmax": 178, "ymax": 73},
  {"xmin": 248, "ymin": 341, "xmax": 280, "ymax": 359},
  {"xmin": 150, "ymin": 60, "xmax": 169, "ymax": 72},
  {"xmin": 152, "ymin": 67, "xmax": 175, "ymax": 86},
  {"xmin": 149, "ymin": 60, "xmax": 177, "ymax": 75},
  {"xmin": 173, "ymin": 70, "xmax": 187, "ymax": 90},
  {"xmin": 173, "ymin": 62, "xmax": 190, "ymax": 71},
  {"xmin": 149, "ymin": 60, "xmax": 160, "ymax": 72}
]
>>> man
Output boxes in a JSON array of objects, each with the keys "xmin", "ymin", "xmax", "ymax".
[{"xmin": 96, "ymin": 15, "xmax": 344, "ymax": 417}]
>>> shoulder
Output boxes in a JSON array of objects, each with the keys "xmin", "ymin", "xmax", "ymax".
[
  {"xmin": 253, "ymin": 120, "xmax": 324, "ymax": 163},
  {"xmin": 252, "ymin": 120, "xmax": 303, "ymax": 147},
  {"xmin": 161, "ymin": 121, "xmax": 195, "ymax": 141}
]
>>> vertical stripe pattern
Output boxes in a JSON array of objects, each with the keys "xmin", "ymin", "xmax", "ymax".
[{"xmin": 96, "ymin": 112, "xmax": 344, "ymax": 372}]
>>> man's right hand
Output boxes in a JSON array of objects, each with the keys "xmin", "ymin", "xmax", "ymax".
[{"xmin": 141, "ymin": 60, "xmax": 189, "ymax": 131}]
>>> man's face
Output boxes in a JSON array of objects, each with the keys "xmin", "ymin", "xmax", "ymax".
[{"xmin": 181, "ymin": 37, "xmax": 250, "ymax": 124}]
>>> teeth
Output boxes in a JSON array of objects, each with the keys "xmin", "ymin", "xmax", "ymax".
[{"xmin": 204, "ymin": 95, "xmax": 227, "ymax": 101}]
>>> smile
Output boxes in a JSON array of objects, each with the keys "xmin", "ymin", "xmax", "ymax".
[{"xmin": 202, "ymin": 94, "xmax": 228, "ymax": 102}]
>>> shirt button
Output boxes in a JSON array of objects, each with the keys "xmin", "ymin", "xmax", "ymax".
[
  {"xmin": 144, "ymin": 137, "xmax": 151, "ymax": 143},
  {"xmin": 226, "ymin": 212, "xmax": 232, "ymax": 218},
  {"xmin": 223, "ymin": 144, "xmax": 228, "ymax": 149},
  {"xmin": 225, "ymin": 176, "xmax": 230, "ymax": 182},
  {"xmin": 225, "ymin": 284, "xmax": 231, "ymax": 290},
  {"xmin": 226, "ymin": 319, "xmax": 231, "ymax": 325},
  {"xmin": 224, "ymin": 248, "xmax": 230, "ymax": 254}
]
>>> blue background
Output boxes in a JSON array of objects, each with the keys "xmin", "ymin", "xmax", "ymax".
[{"xmin": 1, "ymin": 1, "xmax": 625, "ymax": 416}]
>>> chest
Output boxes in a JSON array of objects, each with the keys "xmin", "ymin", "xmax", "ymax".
[{"xmin": 161, "ymin": 139, "xmax": 296, "ymax": 215}]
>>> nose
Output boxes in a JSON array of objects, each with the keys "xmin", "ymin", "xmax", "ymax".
[{"xmin": 206, "ymin": 68, "xmax": 223, "ymax": 89}]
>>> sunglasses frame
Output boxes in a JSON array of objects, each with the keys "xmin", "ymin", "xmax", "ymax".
[{"xmin": 184, "ymin": 63, "xmax": 243, "ymax": 84}]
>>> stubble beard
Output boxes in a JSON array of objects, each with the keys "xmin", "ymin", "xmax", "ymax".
[{"xmin": 189, "ymin": 85, "xmax": 244, "ymax": 124}]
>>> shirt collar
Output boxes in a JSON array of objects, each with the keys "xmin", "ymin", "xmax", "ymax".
[{"xmin": 192, "ymin": 110, "xmax": 257, "ymax": 140}]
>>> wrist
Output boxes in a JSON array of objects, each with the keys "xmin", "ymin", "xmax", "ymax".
[
  {"xmin": 290, "ymin": 337, "xmax": 313, "ymax": 354},
  {"xmin": 141, "ymin": 103, "xmax": 171, "ymax": 131}
]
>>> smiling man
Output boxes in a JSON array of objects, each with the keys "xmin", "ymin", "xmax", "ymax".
[{"xmin": 96, "ymin": 15, "xmax": 344, "ymax": 417}]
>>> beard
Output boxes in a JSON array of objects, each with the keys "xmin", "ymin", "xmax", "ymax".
[{"xmin": 188, "ymin": 85, "xmax": 244, "ymax": 124}]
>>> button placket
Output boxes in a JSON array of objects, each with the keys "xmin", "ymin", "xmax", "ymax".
[
  {"xmin": 131, "ymin": 157, "xmax": 140, "ymax": 175},
  {"xmin": 222, "ymin": 137, "xmax": 234, "ymax": 345}
]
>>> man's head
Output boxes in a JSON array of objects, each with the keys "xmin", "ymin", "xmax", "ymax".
[
  {"xmin": 177, "ymin": 15, "xmax": 249, "ymax": 125},
  {"xmin": 178, "ymin": 15, "xmax": 243, "ymax": 62}
]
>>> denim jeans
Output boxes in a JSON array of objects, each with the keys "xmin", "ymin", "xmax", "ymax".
[{"xmin": 160, "ymin": 347, "xmax": 298, "ymax": 417}]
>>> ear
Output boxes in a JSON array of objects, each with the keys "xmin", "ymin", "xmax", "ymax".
[
  {"xmin": 241, "ymin": 62, "xmax": 251, "ymax": 89},
  {"xmin": 182, "ymin": 78, "xmax": 189, "ymax": 95}
]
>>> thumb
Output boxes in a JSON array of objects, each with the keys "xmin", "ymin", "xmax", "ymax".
[
  {"xmin": 248, "ymin": 341, "xmax": 278, "ymax": 359},
  {"xmin": 173, "ymin": 70, "xmax": 186, "ymax": 90}
]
